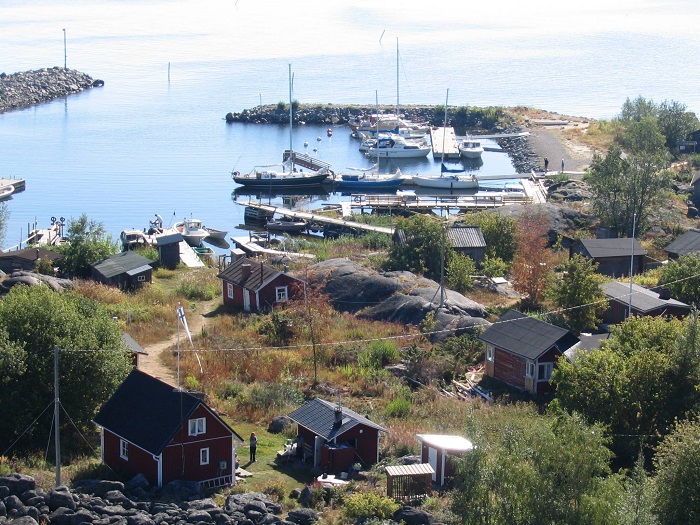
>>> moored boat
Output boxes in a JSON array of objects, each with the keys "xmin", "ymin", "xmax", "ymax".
[
  {"xmin": 174, "ymin": 218, "xmax": 210, "ymax": 246},
  {"xmin": 334, "ymin": 170, "xmax": 405, "ymax": 190},
  {"xmin": 266, "ymin": 216, "xmax": 308, "ymax": 234},
  {"xmin": 366, "ymin": 134, "xmax": 431, "ymax": 158},
  {"xmin": 0, "ymin": 185, "xmax": 15, "ymax": 201},
  {"xmin": 458, "ymin": 138, "xmax": 484, "ymax": 159},
  {"xmin": 203, "ymin": 226, "xmax": 228, "ymax": 239},
  {"xmin": 232, "ymin": 166, "xmax": 330, "ymax": 188}
]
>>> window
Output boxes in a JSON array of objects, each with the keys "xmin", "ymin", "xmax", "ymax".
[
  {"xmin": 486, "ymin": 345, "xmax": 494, "ymax": 362},
  {"xmin": 200, "ymin": 448, "xmax": 209, "ymax": 465},
  {"xmin": 188, "ymin": 417, "xmax": 206, "ymax": 436},
  {"xmin": 137, "ymin": 275, "xmax": 146, "ymax": 282},
  {"xmin": 276, "ymin": 286, "xmax": 288, "ymax": 302},
  {"xmin": 538, "ymin": 363, "xmax": 553, "ymax": 381},
  {"xmin": 227, "ymin": 282, "xmax": 234, "ymax": 299},
  {"xmin": 120, "ymin": 439, "xmax": 129, "ymax": 460},
  {"xmin": 526, "ymin": 362, "xmax": 535, "ymax": 378}
]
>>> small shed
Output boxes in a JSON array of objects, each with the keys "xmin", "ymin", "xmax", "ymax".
[
  {"xmin": 417, "ymin": 434, "xmax": 473, "ymax": 486},
  {"xmin": 448, "ymin": 226, "xmax": 486, "ymax": 265},
  {"xmin": 570, "ymin": 238, "xmax": 646, "ymax": 277},
  {"xmin": 155, "ymin": 231, "xmax": 185, "ymax": 269},
  {"xmin": 0, "ymin": 247, "xmax": 63, "ymax": 274},
  {"xmin": 602, "ymin": 281, "xmax": 691, "ymax": 324},
  {"xmin": 287, "ymin": 398, "xmax": 389, "ymax": 474},
  {"xmin": 385, "ymin": 463, "xmax": 434, "ymax": 501},
  {"xmin": 121, "ymin": 332, "xmax": 148, "ymax": 368},
  {"xmin": 664, "ymin": 229, "xmax": 700, "ymax": 260},
  {"xmin": 91, "ymin": 251, "xmax": 153, "ymax": 291},
  {"xmin": 218, "ymin": 256, "xmax": 304, "ymax": 312}
]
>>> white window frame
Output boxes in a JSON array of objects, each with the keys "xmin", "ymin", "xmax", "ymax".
[
  {"xmin": 486, "ymin": 345, "xmax": 494, "ymax": 362},
  {"xmin": 200, "ymin": 447, "xmax": 210, "ymax": 465},
  {"xmin": 526, "ymin": 361, "xmax": 535, "ymax": 378},
  {"xmin": 120, "ymin": 439, "xmax": 129, "ymax": 460},
  {"xmin": 188, "ymin": 417, "xmax": 206, "ymax": 436},
  {"xmin": 538, "ymin": 362, "xmax": 554, "ymax": 381},
  {"xmin": 227, "ymin": 282, "xmax": 234, "ymax": 299},
  {"xmin": 137, "ymin": 275, "xmax": 146, "ymax": 282},
  {"xmin": 275, "ymin": 286, "xmax": 288, "ymax": 302}
]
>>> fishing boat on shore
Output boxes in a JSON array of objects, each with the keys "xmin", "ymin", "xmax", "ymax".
[{"xmin": 174, "ymin": 218, "xmax": 209, "ymax": 247}]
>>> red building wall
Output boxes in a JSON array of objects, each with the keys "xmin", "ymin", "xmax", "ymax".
[
  {"xmin": 492, "ymin": 347, "xmax": 526, "ymax": 389},
  {"xmin": 221, "ymin": 275, "xmax": 302, "ymax": 312},
  {"xmin": 103, "ymin": 430, "xmax": 158, "ymax": 485}
]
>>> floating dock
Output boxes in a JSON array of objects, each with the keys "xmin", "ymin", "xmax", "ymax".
[{"xmin": 430, "ymin": 127, "xmax": 460, "ymax": 160}]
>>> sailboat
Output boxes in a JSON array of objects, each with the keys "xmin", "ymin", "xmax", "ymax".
[
  {"xmin": 412, "ymin": 89, "xmax": 478, "ymax": 190},
  {"xmin": 232, "ymin": 65, "xmax": 331, "ymax": 189}
]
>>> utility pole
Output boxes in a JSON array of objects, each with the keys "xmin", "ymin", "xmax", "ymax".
[
  {"xmin": 62, "ymin": 29, "xmax": 67, "ymax": 69},
  {"xmin": 439, "ymin": 221, "xmax": 446, "ymax": 310},
  {"xmin": 627, "ymin": 213, "xmax": 637, "ymax": 319},
  {"xmin": 54, "ymin": 346, "xmax": 61, "ymax": 487}
]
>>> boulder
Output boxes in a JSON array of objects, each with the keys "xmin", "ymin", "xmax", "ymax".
[
  {"xmin": 267, "ymin": 416, "xmax": 293, "ymax": 434},
  {"xmin": 0, "ymin": 474, "xmax": 36, "ymax": 497},
  {"xmin": 285, "ymin": 509, "xmax": 317, "ymax": 525},
  {"xmin": 393, "ymin": 506, "xmax": 433, "ymax": 525},
  {"xmin": 124, "ymin": 475, "xmax": 149, "ymax": 494},
  {"xmin": 48, "ymin": 487, "xmax": 77, "ymax": 511},
  {"xmin": 7, "ymin": 516, "xmax": 38, "ymax": 525}
]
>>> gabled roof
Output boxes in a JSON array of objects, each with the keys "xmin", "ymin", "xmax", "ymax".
[
  {"xmin": 478, "ymin": 309, "xmax": 579, "ymax": 360},
  {"xmin": 93, "ymin": 369, "xmax": 242, "ymax": 455},
  {"xmin": 121, "ymin": 333, "xmax": 147, "ymax": 355},
  {"xmin": 92, "ymin": 251, "xmax": 153, "ymax": 279},
  {"xmin": 0, "ymin": 247, "xmax": 63, "ymax": 262},
  {"xmin": 287, "ymin": 398, "xmax": 388, "ymax": 441},
  {"xmin": 448, "ymin": 226, "xmax": 486, "ymax": 249},
  {"xmin": 603, "ymin": 281, "xmax": 691, "ymax": 314},
  {"xmin": 665, "ymin": 229, "xmax": 700, "ymax": 257},
  {"xmin": 577, "ymin": 238, "xmax": 646, "ymax": 258},
  {"xmin": 218, "ymin": 256, "xmax": 300, "ymax": 292}
]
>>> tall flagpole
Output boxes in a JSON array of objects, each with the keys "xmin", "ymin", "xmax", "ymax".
[{"xmin": 176, "ymin": 307, "xmax": 181, "ymax": 389}]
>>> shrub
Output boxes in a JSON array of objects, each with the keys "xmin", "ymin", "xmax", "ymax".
[
  {"xmin": 385, "ymin": 397, "xmax": 411, "ymax": 418},
  {"xmin": 358, "ymin": 340, "xmax": 400, "ymax": 370},
  {"xmin": 446, "ymin": 253, "xmax": 476, "ymax": 293},
  {"xmin": 481, "ymin": 255, "xmax": 508, "ymax": 277},
  {"xmin": 344, "ymin": 492, "xmax": 399, "ymax": 520},
  {"xmin": 175, "ymin": 270, "xmax": 221, "ymax": 300}
]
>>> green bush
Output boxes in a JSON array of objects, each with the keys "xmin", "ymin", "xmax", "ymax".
[
  {"xmin": 481, "ymin": 255, "xmax": 508, "ymax": 278},
  {"xmin": 344, "ymin": 492, "xmax": 400, "ymax": 520},
  {"xmin": 175, "ymin": 270, "xmax": 221, "ymax": 300},
  {"xmin": 359, "ymin": 340, "xmax": 400, "ymax": 370},
  {"xmin": 385, "ymin": 397, "xmax": 411, "ymax": 418},
  {"xmin": 446, "ymin": 253, "xmax": 476, "ymax": 293},
  {"xmin": 236, "ymin": 382, "xmax": 304, "ymax": 412}
]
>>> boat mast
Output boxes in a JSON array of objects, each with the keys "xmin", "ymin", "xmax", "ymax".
[
  {"xmin": 396, "ymin": 38, "xmax": 399, "ymax": 117},
  {"xmin": 288, "ymin": 63, "xmax": 294, "ymax": 171},
  {"xmin": 375, "ymin": 90, "xmax": 380, "ymax": 169},
  {"xmin": 441, "ymin": 88, "xmax": 449, "ymax": 167}
]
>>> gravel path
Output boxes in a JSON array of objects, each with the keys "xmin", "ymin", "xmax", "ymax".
[{"xmin": 521, "ymin": 119, "xmax": 596, "ymax": 176}]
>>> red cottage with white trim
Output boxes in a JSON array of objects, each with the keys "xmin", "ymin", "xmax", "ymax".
[{"xmin": 93, "ymin": 369, "xmax": 243, "ymax": 488}]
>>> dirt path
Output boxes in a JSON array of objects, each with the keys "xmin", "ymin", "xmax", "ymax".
[{"xmin": 138, "ymin": 300, "xmax": 218, "ymax": 386}]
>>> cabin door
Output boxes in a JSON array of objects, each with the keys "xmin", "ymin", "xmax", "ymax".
[
  {"xmin": 428, "ymin": 447, "xmax": 438, "ymax": 482},
  {"xmin": 243, "ymin": 291, "xmax": 251, "ymax": 312}
]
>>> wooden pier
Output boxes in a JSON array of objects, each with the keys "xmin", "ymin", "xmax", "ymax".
[{"xmin": 430, "ymin": 127, "xmax": 460, "ymax": 160}]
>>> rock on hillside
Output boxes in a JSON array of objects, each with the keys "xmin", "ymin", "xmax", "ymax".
[{"xmin": 307, "ymin": 258, "xmax": 490, "ymax": 341}]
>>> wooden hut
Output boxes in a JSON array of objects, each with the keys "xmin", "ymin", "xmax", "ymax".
[{"xmin": 385, "ymin": 463, "xmax": 434, "ymax": 501}]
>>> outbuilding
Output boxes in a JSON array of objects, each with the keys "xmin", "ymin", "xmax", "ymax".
[
  {"xmin": 448, "ymin": 225, "xmax": 486, "ymax": 265},
  {"xmin": 217, "ymin": 256, "xmax": 304, "ymax": 312},
  {"xmin": 602, "ymin": 281, "xmax": 691, "ymax": 324},
  {"xmin": 664, "ymin": 229, "xmax": 700, "ymax": 260},
  {"xmin": 91, "ymin": 251, "xmax": 153, "ymax": 291},
  {"xmin": 416, "ymin": 434, "xmax": 473, "ymax": 487},
  {"xmin": 569, "ymin": 238, "xmax": 646, "ymax": 277},
  {"xmin": 93, "ymin": 369, "xmax": 243, "ymax": 489},
  {"xmin": 0, "ymin": 247, "xmax": 63, "ymax": 274}
]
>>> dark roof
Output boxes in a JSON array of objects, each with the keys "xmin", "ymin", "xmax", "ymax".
[
  {"xmin": 218, "ymin": 256, "xmax": 297, "ymax": 291},
  {"xmin": 665, "ymin": 229, "xmax": 700, "ymax": 257},
  {"xmin": 578, "ymin": 238, "xmax": 647, "ymax": 258},
  {"xmin": 288, "ymin": 398, "xmax": 388, "ymax": 441},
  {"xmin": 0, "ymin": 247, "xmax": 63, "ymax": 262},
  {"xmin": 93, "ymin": 369, "xmax": 242, "ymax": 455},
  {"xmin": 478, "ymin": 309, "xmax": 579, "ymax": 360},
  {"xmin": 93, "ymin": 251, "xmax": 153, "ymax": 279},
  {"xmin": 448, "ymin": 226, "xmax": 486, "ymax": 249},
  {"xmin": 603, "ymin": 281, "xmax": 691, "ymax": 314},
  {"xmin": 121, "ymin": 333, "xmax": 147, "ymax": 355}
]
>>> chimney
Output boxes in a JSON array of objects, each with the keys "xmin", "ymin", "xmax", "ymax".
[
  {"xmin": 241, "ymin": 264, "xmax": 252, "ymax": 280},
  {"xmin": 334, "ymin": 405, "xmax": 343, "ymax": 426},
  {"xmin": 658, "ymin": 287, "xmax": 671, "ymax": 300}
]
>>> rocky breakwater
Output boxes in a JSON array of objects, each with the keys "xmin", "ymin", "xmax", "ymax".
[
  {"xmin": 0, "ymin": 473, "xmax": 313, "ymax": 525},
  {"xmin": 0, "ymin": 68, "xmax": 103, "ymax": 113}
]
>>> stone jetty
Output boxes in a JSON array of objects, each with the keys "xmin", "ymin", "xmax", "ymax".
[
  {"xmin": 0, "ymin": 68, "xmax": 102, "ymax": 113},
  {"xmin": 225, "ymin": 104, "xmax": 540, "ymax": 173}
]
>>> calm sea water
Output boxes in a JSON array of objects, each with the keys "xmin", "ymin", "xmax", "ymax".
[{"xmin": 1, "ymin": 0, "xmax": 699, "ymax": 250}]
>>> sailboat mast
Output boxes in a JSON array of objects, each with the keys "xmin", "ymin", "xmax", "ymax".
[
  {"xmin": 288, "ymin": 64, "xmax": 294, "ymax": 171},
  {"xmin": 396, "ymin": 38, "xmax": 399, "ymax": 117},
  {"xmin": 442, "ymin": 88, "xmax": 449, "ymax": 165}
]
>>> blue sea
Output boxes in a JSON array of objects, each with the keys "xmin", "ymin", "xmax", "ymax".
[{"xmin": 1, "ymin": 0, "xmax": 699, "ymax": 250}]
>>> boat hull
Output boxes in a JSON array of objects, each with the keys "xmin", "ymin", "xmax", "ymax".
[
  {"xmin": 335, "ymin": 178, "xmax": 405, "ymax": 190},
  {"xmin": 233, "ymin": 172, "xmax": 329, "ymax": 188},
  {"xmin": 412, "ymin": 175, "xmax": 478, "ymax": 190}
]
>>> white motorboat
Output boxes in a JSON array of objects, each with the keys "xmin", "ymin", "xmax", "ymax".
[
  {"xmin": 366, "ymin": 134, "xmax": 431, "ymax": 158},
  {"xmin": 120, "ymin": 229, "xmax": 154, "ymax": 249},
  {"xmin": 203, "ymin": 226, "xmax": 228, "ymax": 239},
  {"xmin": 0, "ymin": 185, "xmax": 15, "ymax": 201},
  {"xmin": 459, "ymin": 138, "xmax": 484, "ymax": 159},
  {"xmin": 174, "ymin": 218, "xmax": 210, "ymax": 246},
  {"xmin": 412, "ymin": 172, "xmax": 478, "ymax": 190}
]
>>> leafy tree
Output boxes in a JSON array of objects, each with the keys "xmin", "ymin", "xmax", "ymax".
[
  {"xmin": 551, "ymin": 315, "xmax": 696, "ymax": 464},
  {"xmin": 481, "ymin": 254, "xmax": 508, "ymax": 277},
  {"xmin": 56, "ymin": 214, "xmax": 119, "ymax": 278},
  {"xmin": 384, "ymin": 215, "xmax": 449, "ymax": 281},
  {"xmin": 0, "ymin": 285, "xmax": 132, "ymax": 454},
  {"xmin": 446, "ymin": 252, "xmax": 475, "ymax": 293},
  {"xmin": 452, "ymin": 406, "xmax": 617, "ymax": 525},
  {"xmin": 620, "ymin": 96, "xmax": 659, "ymax": 124},
  {"xmin": 510, "ymin": 208, "xmax": 556, "ymax": 309},
  {"xmin": 654, "ymin": 419, "xmax": 700, "ymax": 525},
  {"xmin": 548, "ymin": 254, "xmax": 607, "ymax": 334},
  {"xmin": 0, "ymin": 203, "xmax": 8, "ymax": 247},
  {"xmin": 658, "ymin": 254, "xmax": 700, "ymax": 306},
  {"xmin": 464, "ymin": 212, "xmax": 517, "ymax": 262},
  {"xmin": 585, "ymin": 145, "xmax": 633, "ymax": 235},
  {"xmin": 657, "ymin": 100, "xmax": 699, "ymax": 150},
  {"xmin": 616, "ymin": 454, "xmax": 658, "ymax": 525}
]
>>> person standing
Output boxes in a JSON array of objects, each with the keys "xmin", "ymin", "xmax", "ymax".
[
  {"xmin": 544, "ymin": 157, "xmax": 549, "ymax": 172},
  {"xmin": 561, "ymin": 158, "xmax": 565, "ymax": 173},
  {"xmin": 249, "ymin": 432, "xmax": 258, "ymax": 462}
]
